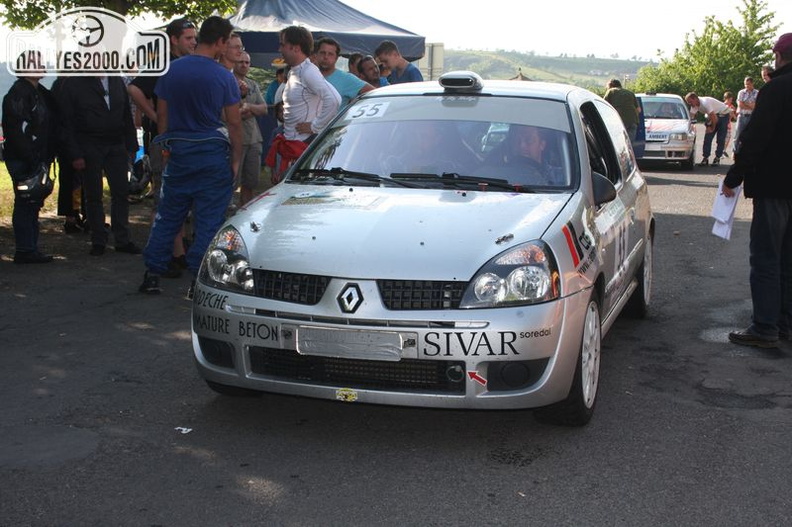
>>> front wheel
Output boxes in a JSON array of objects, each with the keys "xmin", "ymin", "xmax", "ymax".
[
  {"xmin": 534, "ymin": 294, "xmax": 601, "ymax": 426},
  {"xmin": 681, "ymin": 144, "xmax": 695, "ymax": 170}
]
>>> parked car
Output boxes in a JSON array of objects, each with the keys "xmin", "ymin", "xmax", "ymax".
[
  {"xmin": 636, "ymin": 93, "xmax": 696, "ymax": 169},
  {"xmin": 192, "ymin": 71, "xmax": 654, "ymax": 426}
]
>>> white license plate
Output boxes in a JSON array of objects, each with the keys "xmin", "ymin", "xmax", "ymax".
[
  {"xmin": 647, "ymin": 133, "xmax": 667, "ymax": 141},
  {"xmin": 296, "ymin": 326, "xmax": 416, "ymax": 361}
]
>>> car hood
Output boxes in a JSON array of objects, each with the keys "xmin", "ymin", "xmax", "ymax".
[
  {"xmin": 233, "ymin": 186, "xmax": 572, "ymax": 280},
  {"xmin": 645, "ymin": 118, "xmax": 690, "ymax": 133}
]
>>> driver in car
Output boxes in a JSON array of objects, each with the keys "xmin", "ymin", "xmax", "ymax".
[{"xmin": 491, "ymin": 125, "xmax": 565, "ymax": 186}]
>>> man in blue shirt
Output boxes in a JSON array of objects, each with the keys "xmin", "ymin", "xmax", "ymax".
[
  {"xmin": 139, "ymin": 16, "xmax": 242, "ymax": 294},
  {"xmin": 315, "ymin": 37, "xmax": 374, "ymax": 107},
  {"xmin": 359, "ymin": 55, "xmax": 389, "ymax": 87},
  {"xmin": 375, "ymin": 40, "xmax": 423, "ymax": 84}
]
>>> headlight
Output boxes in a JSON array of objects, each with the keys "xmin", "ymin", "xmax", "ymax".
[
  {"xmin": 199, "ymin": 226, "xmax": 255, "ymax": 294},
  {"xmin": 669, "ymin": 132, "xmax": 690, "ymax": 141},
  {"xmin": 460, "ymin": 241, "xmax": 560, "ymax": 308}
]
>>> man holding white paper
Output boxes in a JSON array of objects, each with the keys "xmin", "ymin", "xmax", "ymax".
[{"xmin": 722, "ymin": 33, "xmax": 792, "ymax": 349}]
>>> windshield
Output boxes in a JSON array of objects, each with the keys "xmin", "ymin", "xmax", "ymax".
[
  {"xmin": 641, "ymin": 97, "xmax": 689, "ymax": 120},
  {"xmin": 286, "ymin": 95, "xmax": 576, "ymax": 192}
]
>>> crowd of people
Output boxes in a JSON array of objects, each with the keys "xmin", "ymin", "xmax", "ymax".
[{"xmin": 2, "ymin": 16, "xmax": 425, "ymax": 296}]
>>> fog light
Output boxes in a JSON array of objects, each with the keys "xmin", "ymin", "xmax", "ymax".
[{"xmin": 198, "ymin": 337, "xmax": 235, "ymax": 368}]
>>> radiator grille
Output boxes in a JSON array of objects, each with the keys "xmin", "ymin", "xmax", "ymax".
[
  {"xmin": 249, "ymin": 347, "xmax": 465, "ymax": 394},
  {"xmin": 378, "ymin": 280, "xmax": 467, "ymax": 310},
  {"xmin": 252, "ymin": 270, "xmax": 330, "ymax": 305}
]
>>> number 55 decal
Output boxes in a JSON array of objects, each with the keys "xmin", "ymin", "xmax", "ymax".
[{"xmin": 346, "ymin": 102, "xmax": 390, "ymax": 120}]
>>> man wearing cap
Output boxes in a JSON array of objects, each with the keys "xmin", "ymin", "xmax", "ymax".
[{"xmin": 721, "ymin": 33, "xmax": 792, "ymax": 348}]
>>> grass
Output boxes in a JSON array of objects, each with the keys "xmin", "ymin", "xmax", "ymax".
[{"xmin": 0, "ymin": 161, "xmax": 61, "ymax": 220}]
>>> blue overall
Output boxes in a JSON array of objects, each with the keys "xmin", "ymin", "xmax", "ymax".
[{"xmin": 143, "ymin": 130, "xmax": 233, "ymax": 275}]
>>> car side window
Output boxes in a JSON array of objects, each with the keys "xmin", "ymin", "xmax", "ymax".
[
  {"xmin": 594, "ymin": 100, "xmax": 636, "ymax": 179},
  {"xmin": 579, "ymin": 102, "xmax": 622, "ymax": 185}
]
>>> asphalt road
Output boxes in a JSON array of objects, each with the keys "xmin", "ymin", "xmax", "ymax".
[{"xmin": 2, "ymin": 134, "xmax": 791, "ymax": 526}]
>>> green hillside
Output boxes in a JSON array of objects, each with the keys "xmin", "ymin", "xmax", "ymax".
[{"xmin": 444, "ymin": 49, "xmax": 653, "ymax": 93}]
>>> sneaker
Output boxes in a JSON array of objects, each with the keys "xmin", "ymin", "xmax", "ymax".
[
  {"xmin": 139, "ymin": 272, "xmax": 162, "ymax": 294},
  {"xmin": 171, "ymin": 254, "xmax": 188, "ymax": 270},
  {"xmin": 13, "ymin": 251, "xmax": 54, "ymax": 264},
  {"xmin": 162, "ymin": 260, "xmax": 183, "ymax": 279},
  {"xmin": 712, "ymin": 157, "xmax": 720, "ymax": 166},
  {"xmin": 728, "ymin": 329, "xmax": 778, "ymax": 349},
  {"xmin": 697, "ymin": 158, "xmax": 709, "ymax": 166},
  {"xmin": 115, "ymin": 242, "xmax": 142, "ymax": 254},
  {"xmin": 63, "ymin": 221, "xmax": 83, "ymax": 234},
  {"xmin": 89, "ymin": 244, "xmax": 105, "ymax": 256}
]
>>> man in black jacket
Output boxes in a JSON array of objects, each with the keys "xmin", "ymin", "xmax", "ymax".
[
  {"xmin": 2, "ymin": 52, "xmax": 57, "ymax": 263},
  {"xmin": 723, "ymin": 33, "xmax": 792, "ymax": 348},
  {"xmin": 57, "ymin": 75, "xmax": 140, "ymax": 256}
]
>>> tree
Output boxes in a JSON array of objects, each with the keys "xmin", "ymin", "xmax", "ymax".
[
  {"xmin": 1, "ymin": 0, "xmax": 238, "ymax": 29},
  {"xmin": 631, "ymin": 0, "xmax": 777, "ymax": 97}
]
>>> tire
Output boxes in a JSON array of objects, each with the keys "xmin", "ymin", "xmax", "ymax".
[
  {"xmin": 625, "ymin": 231, "xmax": 653, "ymax": 318},
  {"xmin": 534, "ymin": 294, "xmax": 601, "ymax": 426},
  {"xmin": 205, "ymin": 380, "xmax": 261, "ymax": 397},
  {"xmin": 681, "ymin": 152, "xmax": 694, "ymax": 170},
  {"xmin": 681, "ymin": 142, "xmax": 695, "ymax": 170}
]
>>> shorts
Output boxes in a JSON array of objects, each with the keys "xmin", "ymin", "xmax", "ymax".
[{"xmin": 237, "ymin": 142, "xmax": 263, "ymax": 190}]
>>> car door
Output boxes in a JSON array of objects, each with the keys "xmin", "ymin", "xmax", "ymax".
[{"xmin": 579, "ymin": 101, "xmax": 641, "ymax": 320}]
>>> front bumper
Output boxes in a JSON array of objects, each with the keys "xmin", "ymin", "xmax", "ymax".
[
  {"xmin": 641, "ymin": 139, "xmax": 694, "ymax": 161},
  {"xmin": 191, "ymin": 279, "xmax": 590, "ymax": 410}
]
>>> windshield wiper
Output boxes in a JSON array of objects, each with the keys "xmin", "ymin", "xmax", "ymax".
[
  {"xmin": 390, "ymin": 172, "xmax": 529, "ymax": 192},
  {"xmin": 291, "ymin": 167, "xmax": 418, "ymax": 187}
]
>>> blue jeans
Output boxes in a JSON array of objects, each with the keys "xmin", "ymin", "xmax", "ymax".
[
  {"xmin": 6, "ymin": 159, "xmax": 42, "ymax": 254},
  {"xmin": 702, "ymin": 114, "xmax": 730, "ymax": 159},
  {"xmin": 732, "ymin": 114, "xmax": 752, "ymax": 154},
  {"xmin": 748, "ymin": 197, "xmax": 792, "ymax": 338},
  {"xmin": 143, "ymin": 138, "xmax": 233, "ymax": 275}
]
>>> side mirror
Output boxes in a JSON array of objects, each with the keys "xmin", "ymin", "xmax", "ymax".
[{"xmin": 592, "ymin": 172, "xmax": 617, "ymax": 206}]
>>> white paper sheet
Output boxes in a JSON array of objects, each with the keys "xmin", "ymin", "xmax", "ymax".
[{"xmin": 711, "ymin": 180, "xmax": 741, "ymax": 240}]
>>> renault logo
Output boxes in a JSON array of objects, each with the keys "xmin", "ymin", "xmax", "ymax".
[{"xmin": 337, "ymin": 283, "xmax": 363, "ymax": 313}]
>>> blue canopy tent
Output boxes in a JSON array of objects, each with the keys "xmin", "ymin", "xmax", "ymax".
[{"xmin": 228, "ymin": 0, "xmax": 426, "ymax": 68}]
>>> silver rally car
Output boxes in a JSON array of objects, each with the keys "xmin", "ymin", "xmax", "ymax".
[{"xmin": 192, "ymin": 72, "xmax": 654, "ymax": 426}]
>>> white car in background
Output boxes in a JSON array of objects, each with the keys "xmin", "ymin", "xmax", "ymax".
[
  {"xmin": 191, "ymin": 72, "xmax": 654, "ymax": 426},
  {"xmin": 637, "ymin": 93, "xmax": 696, "ymax": 170}
]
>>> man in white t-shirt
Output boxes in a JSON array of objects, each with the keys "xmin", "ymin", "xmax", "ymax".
[
  {"xmin": 265, "ymin": 26, "xmax": 340, "ymax": 181},
  {"xmin": 278, "ymin": 26, "xmax": 340, "ymax": 142},
  {"xmin": 685, "ymin": 92, "xmax": 732, "ymax": 166}
]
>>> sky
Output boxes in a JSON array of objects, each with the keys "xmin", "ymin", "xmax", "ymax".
[
  {"xmin": 341, "ymin": 0, "xmax": 792, "ymax": 60},
  {"xmin": 0, "ymin": 0, "xmax": 789, "ymax": 62}
]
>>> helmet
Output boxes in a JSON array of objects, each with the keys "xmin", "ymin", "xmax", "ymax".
[
  {"xmin": 128, "ymin": 155, "xmax": 152, "ymax": 196},
  {"xmin": 14, "ymin": 163, "xmax": 53, "ymax": 203}
]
